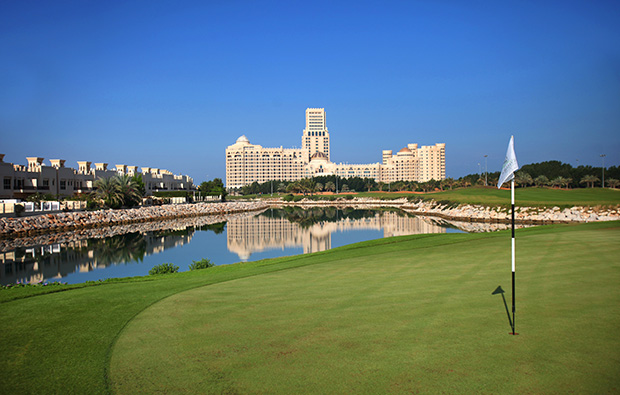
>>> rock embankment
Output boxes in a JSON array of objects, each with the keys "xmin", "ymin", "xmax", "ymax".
[
  {"xmin": 401, "ymin": 200, "xmax": 620, "ymax": 224},
  {"xmin": 274, "ymin": 197, "xmax": 620, "ymax": 224},
  {"xmin": 0, "ymin": 202, "xmax": 268, "ymax": 238},
  {"xmin": 0, "ymin": 209, "xmax": 265, "ymax": 253}
]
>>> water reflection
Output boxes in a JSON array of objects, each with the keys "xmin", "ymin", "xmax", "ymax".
[
  {"xmin": 1, "ymin": 207, "xmax": 514, "ymax": 285},
  {"xmin": 227, "ymin": 207, "xmax": 449, "ymax": 260},
  {"xmin": 0, "ymin": 213, "xmax": 245, "ymax": 285}
]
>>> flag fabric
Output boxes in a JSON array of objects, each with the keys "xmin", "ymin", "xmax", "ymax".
[{"xmin": 497, "ymin": 136, "xmax": 519, "ymax": 188}]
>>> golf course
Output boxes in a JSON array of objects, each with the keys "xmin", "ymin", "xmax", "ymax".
[{"xmin": 1, "ymin": 214, "xmax": 618, "ymax": 393}]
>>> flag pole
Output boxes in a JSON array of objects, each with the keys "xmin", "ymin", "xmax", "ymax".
[
  {"xmin": 497, "ymin": 135, "xmax": 519, "ymax": 335},
  {"xmin": 511, "ymin": 178, "xmax": 516, "ymax": 335}
]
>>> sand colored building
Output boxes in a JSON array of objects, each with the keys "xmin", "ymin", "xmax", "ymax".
[
  {"xmin": 0, "ymin": 154, "xmax": 194, "ymax": 199},
  {"xmin": 225, "ymin": 108, "xmax": 445, "ymax": 189}
]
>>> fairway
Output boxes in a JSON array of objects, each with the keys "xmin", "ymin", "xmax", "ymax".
[{"xmin": 110, "ymin": 223, "xmax": 620, "ymax": 393}]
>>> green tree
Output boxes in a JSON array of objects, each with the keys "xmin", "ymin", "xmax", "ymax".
[
  {"xmin": 580, "ymin": 175, "xmax": 599, "ymax": 188},
  {"xmin": 286, "ymin": 181, "xmax": 301, "ymax": 194},
  {"xmin": 550, "ymin": 176, "xmax": 563, "ymax": 188},
  {"xmin": 325, "ymin": 181, "xmax": 335, "ymax": 192},
  {"xmin": 116, "ymin": 174, "xmax": 143, "ymax": 207},
  {"xmin": 131, "ymin": 174, "xmax": 146, "ymax": 197},
  {"xmin": 607, "ymin": 178, "xmax": 619, "ymax": 189},
  {"xmin": 93, "ymin": 177, "xmax": 123, "ymax": 208},
  {"xmin": 298, "ymin": 178, "xmax": 315, "ymax": 195},
  {"xmin": 515, "ymin": 171, "xmax": 533, "ymax": 187},
  {"xmin": 534, "ymin": 175, "xmax": 549, "ymax": 187}
]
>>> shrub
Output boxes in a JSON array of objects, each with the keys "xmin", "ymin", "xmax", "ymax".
[
  {"xmin": 344, "ymin": 195, "xmax": 354, "ymax": 200},
  {"xmin": 282, "ymin": 194, "xmax": 294, "ymax": 201},
  {"xmin": 149, "ymin": 263, "xmax": 179, "ymax": 275},
  {"xmin": 189, "ymin": 258, "xmax": 214, "ymax": 271},
  {"xmin": 14, "ymin": 204, "xmax": 25, "ymax": 217}
]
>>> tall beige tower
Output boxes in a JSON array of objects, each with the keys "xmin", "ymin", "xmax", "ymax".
[{"xmin": 302, "ymin": 108, "xmax": 330, "ymax": 161}]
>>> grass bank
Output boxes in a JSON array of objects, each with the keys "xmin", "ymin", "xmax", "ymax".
[
  {"xmin": 1, "ymin": 222, "xmax": 619, "ymax": 393},
  {"xmin": 231, "ymin": 187, "xmax": 620, "ymax": 209}
]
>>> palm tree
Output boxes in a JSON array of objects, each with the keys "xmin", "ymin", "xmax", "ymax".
[
  {"xmin": 93, "ymin": 177, "xmax": 122, "ymax": 208},
  {"xmin": 563, "ymin": 177, "xmax": 573, "ymax": 189},
  {"xmin": 442, "ymin": 177, "xmax": 456, "ymax": 190},
  {"xmin": 607, "ymin": 178, "xmax": 619, "ymax": 189},
  {"xmin": 580, "ymin": 175, "xmax": 600, "ymax": 188},
  {"xmin": 515, "ymin": 171, "xmax": 533, "ymax": 187},
  {"xmin": 286, "ymin": 181, "xmax": 301, "ymax": 194},
  {"xmin": 314, "ymin": 182, "xmax": 324, "ymax": 193},
  {"xmin": 550, "ymin": 177, "xmax": 564, "ymax": 188},
  {"xmin": 534, "ymin": 175, "xmax": 549, "ymax": 187},
  {"xmin": 116, "ymin": 174, "xmax": 143, "ymax": 207},
  {"xmin": 298, "ymin": 178, "xmax": 315, "ymax": 195},
  {"xmin": 325, "ymin": 181, "xmax": 335, "ymax": 192}
]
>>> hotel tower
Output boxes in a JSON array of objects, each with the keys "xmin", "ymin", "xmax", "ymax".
[{"xmin": 225, "ymin": 108, "xmax": 445, "ymax": 189}]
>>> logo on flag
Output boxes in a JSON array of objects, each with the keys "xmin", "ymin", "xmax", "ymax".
[{"xmin": 497, "ymin": 136, "xmax": 519, "ymax": 188}]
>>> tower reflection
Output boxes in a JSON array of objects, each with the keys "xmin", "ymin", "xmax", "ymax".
[{"xmin": 227, "ymin": 208, "xmax": 446, "ymax": 260}]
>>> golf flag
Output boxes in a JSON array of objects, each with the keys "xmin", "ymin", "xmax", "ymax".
[
  {"xmin": 498, "ymin": 135, "xmax": 519, "ymax": 335},
  {"xmin": 497, "ymin": 136, "xmax": 519, "ymax": 188}
]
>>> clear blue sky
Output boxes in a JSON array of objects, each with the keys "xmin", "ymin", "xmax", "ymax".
[{"xmin": 1, "ymin": 0, "xmax": 618, "ymax": 182}]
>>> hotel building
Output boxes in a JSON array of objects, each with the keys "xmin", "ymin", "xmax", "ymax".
[{"xmin": 225, "ymin": 108, "xmax": 445, "ymax": 189}]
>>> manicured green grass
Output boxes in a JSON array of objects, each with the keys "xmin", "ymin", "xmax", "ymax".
[
  {"xmin": 359, "ymin": 187, "xmax": 620, "ymax": 208},
  {"xmin": 232, "ymin": 187, "xmax": 620, "ymax": 208},
  {"xmin": 1, "ymin": 221, "xmax": 618, "ymax": 393}
]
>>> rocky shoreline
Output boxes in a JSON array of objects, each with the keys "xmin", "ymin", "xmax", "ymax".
[
  {"xmin": 0, "ymin": 209, "xmax": 266, "ymax": 253},
  {"xmin": 275, "ymin": 197, "xmax": 620, "ymax": 224},
  {"xmin": 1, "ymin": 198, "xmax": 617, "ymax": 239},
  {"xmin": 0, "ymin": 202, "xmax": 269, "ymax": 238}
]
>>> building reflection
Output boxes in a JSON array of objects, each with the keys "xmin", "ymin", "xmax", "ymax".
[
  {"xmin": 0, "ymin": 230, "xmax": 195, "ymax": 285},
  {"xmin": 227, "ymin": 208, "xmax": 446, "ymax": 260},
  {"xmin": 1, "ymin": 207, "xmax": 510, "ymax": 285}
]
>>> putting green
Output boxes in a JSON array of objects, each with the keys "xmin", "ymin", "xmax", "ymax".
[{"xmin": 109, "ymin": 225, "xmax": 620, "ymax": 393}]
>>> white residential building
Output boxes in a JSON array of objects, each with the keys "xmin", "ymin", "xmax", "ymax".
[{"xmin": 0, "ymin": 153, "xmax": 194, "ymax": 200}]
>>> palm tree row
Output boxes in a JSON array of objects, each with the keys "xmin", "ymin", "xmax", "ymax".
[{"xmin": 514, "ymin": 171, "xmax": 619, "ymax": 189}]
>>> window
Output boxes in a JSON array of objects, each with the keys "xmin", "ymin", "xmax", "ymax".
[
  {"xmin": 3, "ymin": 178, "xmax": 10, "ymax": 190},
  {"xmin": 60, "ymin": 180, "xmax": 66, "ymax": 190}
]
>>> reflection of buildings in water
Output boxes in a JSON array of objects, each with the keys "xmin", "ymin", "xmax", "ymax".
[
  {"xmin": 227, "ymin": 211, "xmax": 446, "ymax": 261},
  {"xmin": 0, "ymin": 232, "xmax": 194, "ymax": 285}
]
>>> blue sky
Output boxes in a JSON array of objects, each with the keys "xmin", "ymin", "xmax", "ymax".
[{"xmin": 1, "ymin": 0, "xmax": 618, "ymax": 182}]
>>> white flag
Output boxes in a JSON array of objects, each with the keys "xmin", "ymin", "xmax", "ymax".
[{"xmin": 497, "ymin": 136, "xmax": 519, "ymax": 188}]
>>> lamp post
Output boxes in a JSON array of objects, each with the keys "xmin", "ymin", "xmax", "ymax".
[
  {"xmin": 601, "ymin": 154, "xmax": 606, "ymax": 188},
  {"xmin": 484, "ymin": 155, "xmax": 488, "ymax": 186}
]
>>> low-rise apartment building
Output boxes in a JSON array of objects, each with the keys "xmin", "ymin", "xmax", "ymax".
[{"xmin": 0, "ymin": 154, "xmax": 194, "ymax": 200}]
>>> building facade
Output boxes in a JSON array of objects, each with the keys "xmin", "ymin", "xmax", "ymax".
[
  {"xmin": 225, "ymin": 108, "xmax": 445, "ymax": 189},
  {"xmin": 0, "ymin": 154, "xmax": 194, "ymax": 200}
]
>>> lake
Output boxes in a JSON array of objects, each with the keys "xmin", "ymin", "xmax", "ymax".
[{"xmin": 0, "ymin": 206, "xmax": 508, "ymax": 286}]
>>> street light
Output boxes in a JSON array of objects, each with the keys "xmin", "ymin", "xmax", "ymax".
[
  {"xmin": 484, "ymin": 155, "xmax": 488, "ymax": 186},
  {"xmin": 601, "ymin": 154, "xmax": 606, "ymax": 188}
]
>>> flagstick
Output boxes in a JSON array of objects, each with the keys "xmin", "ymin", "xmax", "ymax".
[{"xmin": 511, "ymin": 179, "xmax": 517, "ymax": 335}]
